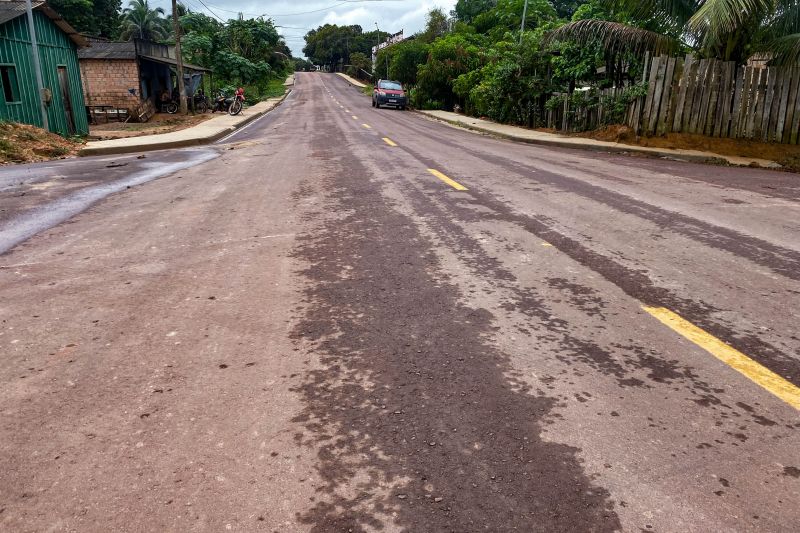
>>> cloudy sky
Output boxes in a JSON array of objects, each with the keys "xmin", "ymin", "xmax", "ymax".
[{"xmin": 149, "ymin": 0, "xmax": 457, "ymax": 58}]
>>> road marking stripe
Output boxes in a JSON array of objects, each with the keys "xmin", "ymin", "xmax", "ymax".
[
  {"xmin": 427, "ymin": 169, "xmax": 468, "ymax": 191},
  {"xmin": 643, "ymin": 306, "xmax": 800, "ymax": 410},
  {"xmin": 382, "ymin": 137, "xmax": 398, "ymax": 146},
  {"xmin": 541, "ymin": 242, "xmax": 553, "ymax": 247},
  {"xmin": 362, "ymin": 123, "xmax": 372, "ymax": 129},
  {"xmin": 352, "ymin": 115, "xmax": 358, "ymax": 120}
]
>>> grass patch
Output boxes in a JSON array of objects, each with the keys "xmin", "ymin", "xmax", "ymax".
[
  {"xmin": 362, "ymin": 83, "xmax": 374, "ymax": 95},
  {"xmin": 260, "ymin": 77, "xmax": 289, "ymax": 99}
]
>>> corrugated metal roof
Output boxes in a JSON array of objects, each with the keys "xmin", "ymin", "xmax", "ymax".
[
  {"xmin": 78, "ymin": 39, "xmax": 136, "ymax": 60},
  {"xmin": 0, "ymin": 0, "xmax": 44, "ymax": 25},
  {"xmin": 0, "ymin": 1, "xmax": 86, "ymax": 47},
  {"xmin": 139, "ymin": 54, "xmax": 212, "ymax": 73}
]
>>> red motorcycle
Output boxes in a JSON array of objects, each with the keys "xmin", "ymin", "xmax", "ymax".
[
  {"xmin": 229, "ymin": 87, "xmax": 245, "ymax": 116},
  {"xmin": 212, "ymin": 87, "xmax": 245, "ymax": 115}
]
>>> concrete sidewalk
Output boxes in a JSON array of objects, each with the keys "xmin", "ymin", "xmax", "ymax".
[
  {"xmin": 80, "ymin": 77, "xmax": 294, "ymax": 157},
  {"xmin": 418, "ymin": 110, "xmax": 781, "ymax": 168},
  {"xmin": 336, "ymin": 72, "xmax": 368, "ymax": 89}
]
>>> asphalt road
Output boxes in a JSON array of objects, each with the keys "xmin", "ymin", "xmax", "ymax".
[{"xmin": 1, "ymin": 72, "xmax": 798, "ymax": 532}]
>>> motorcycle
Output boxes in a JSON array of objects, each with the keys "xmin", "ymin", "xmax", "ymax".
[
  {"xmin": 212, "ymin": 88, "xmax": 245, "ymax": 116},
  {"xmin": 229, "ymin": 88, "xmax": 245, "ymax": 116},
  {"xmin": 163, "ymin": 92, "xmax": 209, "ymax": 114},
  {"xmin": 193, "ymin": 92, "xmax": 209, "ymax": 113}
]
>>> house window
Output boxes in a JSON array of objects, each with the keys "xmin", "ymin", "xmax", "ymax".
[{"xmin": 0, "ymin": 65, "xmax": 21, "ymax": 103}]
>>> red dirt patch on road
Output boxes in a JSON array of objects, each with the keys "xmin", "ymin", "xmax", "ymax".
[{"xmin": 0, "ymin": 122, "xmax": 82, "ymax": 164}]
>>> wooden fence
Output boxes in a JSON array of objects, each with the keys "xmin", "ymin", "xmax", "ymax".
[{"xmin": 552, "ymin": 54, "xmax": 800, "ymax": 144}]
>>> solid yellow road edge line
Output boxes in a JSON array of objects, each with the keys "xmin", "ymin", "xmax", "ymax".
[
  {"xmin": 362, "ymin": 123, "xmax": 372, "ymax": 129},
  {"xmin": 382, "ymin": 137, "xmax": 398, "ymax": 147},
  {"xmin": 427, "ymin": 169, "xmax": 468, "ymax": 191},
  {"xmin": 643, "ymin": 306, "xmax": 800, "ymax": 410}
]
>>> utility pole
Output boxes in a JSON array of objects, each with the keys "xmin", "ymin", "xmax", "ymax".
[
  {"xmin": 374, "ymin": 22, "xmax": 380, "ymax": 76},
  {"xmin": 24, "ymin": 0, "xmax": 48, "ymax": 131},
  {"xmin": 519, "ymin": 0, "xmax": 529, "ymax": 45},
  {"xmin": 172, "ymin": 0, "xmax": 187, "ymax": 114}
]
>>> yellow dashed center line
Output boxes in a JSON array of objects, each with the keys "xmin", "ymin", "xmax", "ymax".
[
  {"xmin": 382, "ymin": 137, "xmax": 398, "ymax": 146},
  {"xmin": 427, "ymin": 169, "xmax": 468, "ymax": 191},
  {"xmin": 541, "ymin": 242, "xmax": 553, "ymax": 247},
  {"xmin": 362, "ymin": 123, "xmax": 372, "ymax": 129},
  {"xmin": 643, "ymin": 306, "xmax": 800, "ymax": 410},
  {"xmin": 352, "ymin": 115, "xmax": 358, "ymax": 120}
]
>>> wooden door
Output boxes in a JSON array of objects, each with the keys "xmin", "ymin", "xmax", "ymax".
[{"xmin": 57, "ymin": 66, "xmax": 76, "ymax": 135}]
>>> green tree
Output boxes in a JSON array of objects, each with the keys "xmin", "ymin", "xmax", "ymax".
[
  {"xmin": 294, "ymin": 58, "xmax": 314, "ymax": 71},
  {"xmin": 452, "ymin": 0, "xmax": 496, "ymax": 23},
  {"xmin": 176, "ymin": 11, "xmax": 290, "ymax": 98},
  {"xmin": 348, "ymin": 51, "xmax": 371, "ymax": 77},
  {"xmin": 119, "ymin": 0, "xmax": 169, "ymax": 41},
  {"xmin": 549, "ymin": 0, "xmax": 800, "ymax": 64},
  {"xmin": 416, "ymin": 33, "xmax": 485, "ymax": 109},
  {"xmin": 388, "ymin": 40, "xmax": 429, "ymax": 85},
  {"xmin": 420, "ymin": 8, "xmax": 450, "ymax": 43},
  {"xmin": 303, "ymin": 24, "xmax": 387, "ymax": 70},
  {"xmin": 47, "ymin": 0, "xmax": 121, "ymax": 38},
  {"xmin": 93, "ymin": 0, "xmax": 122, "ymax": 38}
]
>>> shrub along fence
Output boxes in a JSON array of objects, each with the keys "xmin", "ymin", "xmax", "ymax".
[
  {"xmin": 546, "ymin": 85, "xmax": 646, "ymax": 132},
  {"xmin": 551, "ymin": 53, "xmax": 800, "ymax": 144}
]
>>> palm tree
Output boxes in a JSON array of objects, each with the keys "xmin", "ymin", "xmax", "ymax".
[
  {"xmin": 120, "ymin": 0, "xmax": 169, "ymax": 41},
  {"xmin": 549, "ymin": 0, "xmax": 800, "ymax": 65}
]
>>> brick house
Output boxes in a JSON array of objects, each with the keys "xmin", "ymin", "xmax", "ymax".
[{"xmin": 78, "ymin": 37, "xmax": 210, "ymax": 119}]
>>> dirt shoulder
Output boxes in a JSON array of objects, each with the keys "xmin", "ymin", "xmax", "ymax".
[
  {"xmin": 0, "ymin": 122, "xmax": 83, "ymax": 164},
  {"xmin": 89, "ymin": 111, "xmax": 214, "ymax": 140},
  {"xmin": 560, "ymin": 125, "xmax": 800, "ymax": 170}
]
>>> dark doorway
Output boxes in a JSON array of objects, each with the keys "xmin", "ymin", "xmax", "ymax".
[{"xmin": 57, "ymin": 66, "xmax": 75, "ymax": 135}]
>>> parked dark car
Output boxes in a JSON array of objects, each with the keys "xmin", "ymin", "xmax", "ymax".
[{"xmin": 372, "ymin": 79, "xmax": 407, "ymax": 110}]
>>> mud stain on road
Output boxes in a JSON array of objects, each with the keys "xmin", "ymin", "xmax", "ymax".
[
  {"xmin": 393, "ymin": 118, "xmax": 800, "ymax": 282},
  {"xmin": 0, "ymin": 149, "xmax": 218, "ymax": 255},
  {"xmin": 288, "ymin": 133, "xmax": 621, "ymax": 531}
]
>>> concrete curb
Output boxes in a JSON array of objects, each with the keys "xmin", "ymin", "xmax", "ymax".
[
  {"xmin": 79, "ymin": 89, "xmax": 292, "ymax": 157},
  {"xmin": 417, "ymin": 111, "xmax": 781, "ymax": 169}
]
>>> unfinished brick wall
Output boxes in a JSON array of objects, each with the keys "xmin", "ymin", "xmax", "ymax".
[{"xmin": 79, "ymin": 59, "xmax": 141, "ymax": 110}]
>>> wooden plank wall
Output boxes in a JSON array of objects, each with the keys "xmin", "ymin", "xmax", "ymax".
[{"xmin": 637, "ymin": 54, "xmax": 800, "ymax": 143}]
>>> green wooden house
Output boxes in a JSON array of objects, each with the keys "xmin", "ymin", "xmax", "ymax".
[{"xmin": 0, "ymin": 1, "xmax": 88, "ymax": 136}]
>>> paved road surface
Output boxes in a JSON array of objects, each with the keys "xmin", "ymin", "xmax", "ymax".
[{"xmin": 1, "ymin": 72, "xmax": 799, "ymax": 532}]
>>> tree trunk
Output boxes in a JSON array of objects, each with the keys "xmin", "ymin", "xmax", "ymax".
[{"xmin": 172, "ymin": 0, "xmax": 188, "ymax": 114}]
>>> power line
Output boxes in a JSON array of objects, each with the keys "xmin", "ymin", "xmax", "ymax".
[
  {"xmin": 199, "ymin": 0, "xmax": 400, "ymax": 18},
  {"xmin": 192, "ymin": 0, "xmax": 225, "ymax": 22}
]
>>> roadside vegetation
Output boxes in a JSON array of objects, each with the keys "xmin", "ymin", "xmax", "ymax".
[{"xmin": 304, "ymin": 0, "xmax": 800, "ymax": 132}]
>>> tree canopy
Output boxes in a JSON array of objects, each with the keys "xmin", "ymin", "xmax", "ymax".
[
  {"xmin": 119, "ymin": 0, "xmax": 168, "ymax": 41},
  {"xmin": 302, "ymin": 24, "xmax": 387, "ymax": 71},
  {"xmin": 48, "ymin": 0, "xmax": 121, "ymax": 39},
  {"xmin": 549, "ymin": 0, "xmax": 800, "ymax": 64}
]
